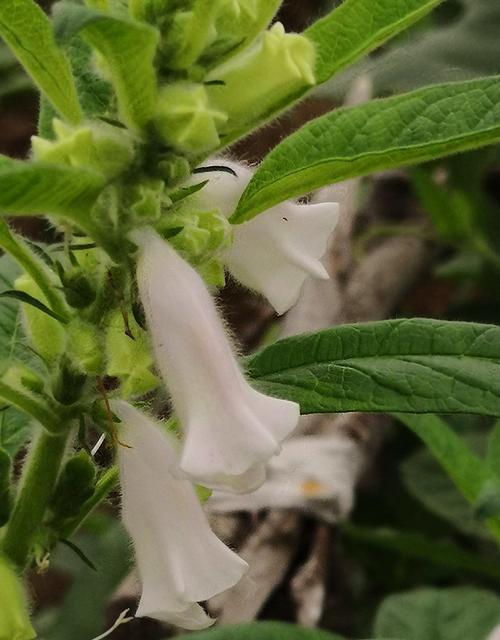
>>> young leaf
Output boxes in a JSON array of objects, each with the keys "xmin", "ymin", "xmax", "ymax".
[
  {"xmin": 233, "ymin": 76, "xmax": 500, "ymax": 222},
  {"xmin": 245, "ymin": 318, "xmax": 500, "ymax": 417},
  {"xmin": 0, "ymin": 160, "xmax": 104, "ymax": 225},
  {"xmin": 374, "ymin": 587, "xmax": 500, "ymax": 640},
  {"xmin": 305, "ymin": 0, "xmax": 444, "ymax": 85},
  {"xmin": 54, "ymin": 3, "xmax": 159, "ymax": 129},
  {"xmin": 0, "ymin": 0, "xmax": 82, "ymax": 123}
]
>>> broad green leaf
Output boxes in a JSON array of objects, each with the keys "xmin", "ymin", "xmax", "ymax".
[
  {"xmin": 0, "ymin": 0, "xmax": 82, "ymax": 123},
  {"xmin": 246, "ymin": 318, "xmax": 500, "ymax": 417},
  {"xmin": 374, "ymin": 587, "xmax": 500, "ymax": 640},
  {"xmin": 401, "ymin": 444, "xmax": 489, "ymax": 538},
  {"xmin": 343, "ymin": 524, "xmax": 500, "ymax": 581},
  {"xmin": 54, "ymin": 3, "xmax": 158, "ymax": 129},
  {"xmin": 0, "ymin": 407, "xmax": 32, "ymax": 458},
  {"xmin": 0, "ymin": 160, "xmax": 105, "ymax": 223},
  {"xmin": 233, "ymin": 77, "xmax": 500, "ymax": 222},
  {"xmin": 305, "ymin": 0, "xmax": 444, "ymax": 86},
  {"xmin": 183, "ymin": 622, "xmax": 344, "ymax": 640}
]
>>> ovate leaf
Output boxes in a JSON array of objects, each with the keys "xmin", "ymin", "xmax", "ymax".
[
  {"xmin": 233, "ymin": 77, "xmax": 500, "ymax": 222},
  {"xmin": 374, "ymin": 587, "xmax": 500, "ymax": 640},
  {"xmin": 305, "ymin": 0, "xmax": 444, "ymax": 85},
  {"xmin": 0, "ymin": 0, "xmax": 82, "ymax": 123},
  {"xmin": 245, "ymin": 318, "xmax": 500, "ymax": 416}
]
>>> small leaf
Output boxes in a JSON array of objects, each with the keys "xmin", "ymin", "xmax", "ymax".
[
  {"xmin": 233, "ymin": 77, "xmax": 500, "ymax": 222},
  {"xmin": 305, "ymin": 0, "xmax": 444, "ymax": 85},
  {"xmin": 0, "ymin": 0, "xmax": 82, "ymax": 123},
  {"xmin": 0, "ymin": 291, "xmax": 68, "ymax": 324},
  {"xmin": 246, "ymin": 318, "xmax": 500, "ymax": 417}
]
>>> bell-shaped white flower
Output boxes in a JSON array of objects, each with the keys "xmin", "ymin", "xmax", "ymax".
[
  {"xmin": 190, "ymin": 159, "xmax": 340, "ymax": 314},
  {"xmin": 131, "ymin": 228, "xmax": 300, "ymax": 492},
  {"xmin": 112, "ymin": 400, "xmax": 248, "ymax": 630}
]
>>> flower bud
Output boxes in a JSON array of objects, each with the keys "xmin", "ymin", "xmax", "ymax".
[
  {"xmin": 154, "ymin": 83, "xmax": 227, "ymax": 154},
  {"xmin": 32, "ymin": 119, "xmax": 134, "ymax": 179},
  {"xmin": 67, "ymin": 320, "xmax": 104, "ymax": 376},
  {"xmin": 206, "ymin": 23, "xmax": 315, "ymax": 131},
  {"xmin": 51, "ymin": 357, "xmax": 87, "ymax": 406},
  {"xmin": 49, "ymin": 450, "xmax": 96, "ymax": 522},
  {"xmin": 61, "ymin": 269, "xmax": 96, "ymax": 309},
  {"xmin": 0, "ymin": 555, "xmax": 36, "ymax": 640}
]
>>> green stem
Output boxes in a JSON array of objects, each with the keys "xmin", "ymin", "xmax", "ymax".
[
  {"xmin": 0, "ymin": 219, "xmax": 71, "ymax": 321},
  {"xmin": 1, "ymin": 428, "xmax": 70, "ymax": 570},
  {"xmin": 0, "ymin": 380, "xmax": 59, "ymax": 433}
]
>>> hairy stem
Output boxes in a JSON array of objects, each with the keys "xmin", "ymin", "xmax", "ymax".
[
  {"xmin": 1, "ymin": 427, "xmax": 70, "ymax": 570},
  {"xmin": 0, "ymin": 380, "xmax": 60, "ymax": 433}
]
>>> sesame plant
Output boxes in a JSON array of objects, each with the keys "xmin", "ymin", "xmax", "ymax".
[{"xmin": 0, "ymin": 0, "xmax": 500, "ymax": 638}]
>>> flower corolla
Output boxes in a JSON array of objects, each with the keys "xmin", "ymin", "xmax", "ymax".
[
  {"xmin": 131, "ymin": 228, "xmax": 300, "ymax": 492},
  {"xmin": 189, "ymin": 159, "xmax": 340, "ymax": 314},
  {"xmin": 113, "ymin": 400, "xmax": 248, "ymax": 629}
]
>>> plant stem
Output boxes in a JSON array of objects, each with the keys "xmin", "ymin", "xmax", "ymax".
[
  {"xmin": 0, "ymin": 380, "xmax": 59, "ymax": 433},
  {"xmin": 1, "ymin": 428, "xmax": 70, "ymax": 570}
]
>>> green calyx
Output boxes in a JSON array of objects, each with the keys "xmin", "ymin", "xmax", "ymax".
[
  {"xmin": 154, "ymin": 83, "xmax": 227, "ymax": 154},
  {"xmin": 49, "ymin": 450, "xmax": 97, "ymax": 523},
  {"xmin": 32, "ymin": 119, "xmax": 134, "ymax": 180},
  {"xmin": 0, "ymin": 555, "xmax": 36, "ymax": 640}
]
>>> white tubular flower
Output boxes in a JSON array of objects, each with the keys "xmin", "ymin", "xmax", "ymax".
[
  {"xmin": 131, "ymin": 228, "xmax": 300, "ymax": 492},
  {"xmin": 113, "ymin": 400, "xmax": 248, "ymax": 630},
  {"xmin": 191, "ymin": 159, "xmax": 340, "ymax": 314}
]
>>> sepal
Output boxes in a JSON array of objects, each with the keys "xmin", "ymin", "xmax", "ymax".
[{"xmin": 0, "ymin": 555, "xmax": 36, "ymax": 640}]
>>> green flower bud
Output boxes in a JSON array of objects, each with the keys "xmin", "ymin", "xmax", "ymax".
[
  {"xmin": 32, "ymin": 120, "xmax": 134, "ymax": 179},
  {"xmin": 67, "ymin": 320, "xmax": 104, "ymax": 376},
  {"xmin": 61, "ymin": 269, "xmax": 96, "ymax": 309},
  {"xmin": 157, "ymin": 154, "xmax": 191, "ymax": 187},
  {"xmin": 51, "ymin": 357, "xmax": 87, "ymax": 406},
  {"xmin": 154, "ymin": 83, "xmax": 227, "ymax": 154},
  {"xmin": 0, "ymin": 555, "xmax": 36, "ymax": 640},
  {"xmin": 130, "ymin": 180, "xmax": 166, "ymax": 223},
  {"xmin": 50, "ymin": 450, "xmax": 96, "ymax": 521},
  {"xmin": 206, "ymin": 22, "xmax": 315, "ymax": 131},
  {"xmin": 159, "ymin": 208, "xmax": 231, "ymax": 265},
  {"xmin": 105, "ymin": 311, "xmax": 158, "ymax": 398},
  {"xmin": 0, "ymin": 448, "xmax": 12, "ymax": 527},
  {"xmin": 130, "ymin": 0, "xmax": 191, "ymax": 24},
  {"xmin": 15, "ymin": 274, "xmax": 66, "ymax": 364},
  {"xmin": 201, "ymin": 0, "xmax": 282, "ymax": 66}
]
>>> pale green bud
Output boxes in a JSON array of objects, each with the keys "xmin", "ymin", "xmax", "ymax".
[
  {"xmin": 105, "ymin": 311, "xmax": 158, "ymax": 398},
  {"xmin": 206, "ymin": 22, "xmax": 315, "ymax": 131},
  {"xmin": 130, "ymin": 180, "xmax": 166, "ymax": 223},
  {"xmin": 164, "ymin": 2, "xmax": 219, "ymax": 70},
  {"xmin": 15, "ymin": 274, "xmax": 66, "ymax": 364},
  {"xmin": 201, "ymin": 0, "xmax": 282, "ymax": 66},
  {"xmin": 0, "ymin": 555, "xmax": 36, "ymax": 640},
  {"xmin": 32, "ymin": 120, "xmax": 134, "ymax": 179},
  {"xmin": 154, "ymin": 83, "xmax": 227, "ymax": 154},
  {"xmin": 67, "ymin": 320, "xmax": 104, "ymax": 376},
  {"xmin": 159, "ymin": 209, "xmax": 231, "ymax": 265}
]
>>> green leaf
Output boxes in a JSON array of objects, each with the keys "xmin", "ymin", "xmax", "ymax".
[
  {"xmin": 374, "ymin": 587, "xmax": 500, "ymax": 640},
  {"xmin": 183, "ymin": 622, "xmax": 344, "ymax": 640},
  {"xmin": 0, "ymin": 0, "xmax": 82, "ymax": 123},
  {"xmin": 401, "ymin": 444, "xmax": 490, "ymax": 539},
  {"xmin": 0, "ymin": 407, "xmax": 32, "ymax": 458},
  {"xmin": 343, "ymin": 524, "xmax": 500, "ymax": 581},
  {"xmin": 305, "ymin": 0, "xmax": 444, "ymax": 86},
  {"xmin": 0, "ymin": 160, "xmax": 105, "ymax": 224},
  {"xmin": 246, "ymin": 318, "xmax": 500, "ymax": 417},
  {"xmin": 54, "ymin": 3, "xmax": 159, "ymax": 129},
  {"xmin": 233, "ymin": 77, "xmax": 500, "ymax": 222}
]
